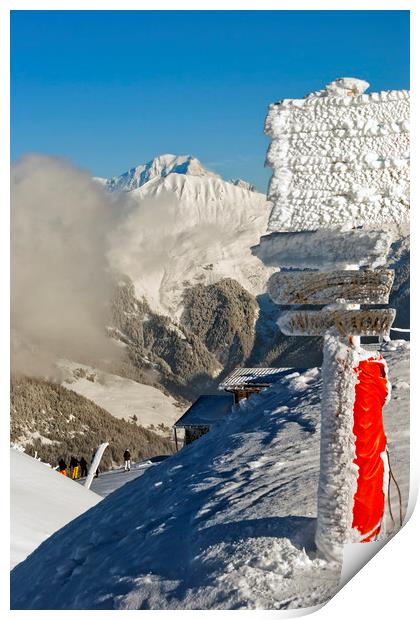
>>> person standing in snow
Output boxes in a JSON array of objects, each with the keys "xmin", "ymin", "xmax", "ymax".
[
  {"xmin": 58, "ymin": 458, "xmax": 67, "ymax": 476},
  {"xmin": 69, "ymin": 456, "xmax": 79, "ymax": 480},
  {"xmin": 123, "ymin": 449, "xmax": 131, "ymax": 471},
  {"xmin": 79, "ymin": 456, "xmax": 88, "ymax": 477}
]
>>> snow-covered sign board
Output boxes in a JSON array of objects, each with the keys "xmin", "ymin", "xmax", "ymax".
[
  {"xmin": 264, "ymin": 78, "xmax": 410, "ymax": 232},
  {"xmin": 278, "ymin": 308, "xmax": 396, "ymax": 337},
  {"xmin": 253, "ymin": 228, "xmax": 393, "ymax": 270},
  {"xmin": 268, "ymin": 269, "xmax": 394, "ymax": 305}
]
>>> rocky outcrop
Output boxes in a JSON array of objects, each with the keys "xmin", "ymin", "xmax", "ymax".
[
  {"xmin": 110, "ymin": 277, "xmax": 222, "ymax": 400},
  {"xmin": 181, "ymin": 278, "xmax": 257, "ymax": 370}
]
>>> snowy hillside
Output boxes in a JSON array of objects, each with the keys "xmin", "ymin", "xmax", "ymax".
[
  {"xmin": 108, "ymin": 169, "xmax": 274, "ymax": 317},
  {"xmin": 59, "ymin": 361, "xmax": 181, "ymax": 433},
  {"xmin": 10, "ymin": 340, "xmax": 409, "ymax": 610},
  {"xmin": 10, "ymin": 449, "xmax": 101, "ymax": 569},
  {"xmin": 10, "ymin": 375, "xmax": 174, "ymax": 469},
  {"xmin": 10, "ymin": 448, "xmax": 169, "ymax": 569}
]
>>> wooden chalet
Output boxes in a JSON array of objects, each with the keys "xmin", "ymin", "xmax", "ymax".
[{"xmin": 173, "ymin": 394, "xmax": 234, "ymax": 450}]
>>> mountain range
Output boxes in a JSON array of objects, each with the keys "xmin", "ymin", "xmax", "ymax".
[{"xmin": 95, "ymin": 154, "xmax": 255, "ymax": 194}]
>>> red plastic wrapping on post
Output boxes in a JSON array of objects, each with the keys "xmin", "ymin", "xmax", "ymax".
[{"xmin": 351, "ymin": 356, "xmax": 389, "ymax": 541}]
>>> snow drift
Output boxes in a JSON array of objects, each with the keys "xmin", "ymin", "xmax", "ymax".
[{"xmin": 10, "ymin": 448, "xmax": 101, "ymax": 569}]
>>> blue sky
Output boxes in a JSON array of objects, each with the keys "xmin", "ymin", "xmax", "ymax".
[{"xmin": 11, "ymin": 10, "xmax": 409, "ymax": 192}]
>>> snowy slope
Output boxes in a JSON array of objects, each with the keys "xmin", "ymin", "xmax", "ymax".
[
  {"xmin": 78, "ymin": 457, "xmax": 167, "ymax": 499},
  {"xmin": 10, "ymin": 341, "xmax": 409, "ymax": 610},
  {"xmin": 10, "ymin": 449, "xmax": 101, "ymax": 569},
  {"xmin": 108, "ymin": 171, "xmax": 274, "ymax": 316},
  {"xmin": 11, "ymin": 450, "xmax": 166, "ymax": 569},
  {"xmin": 60, "ymin": 361, "xmax": 181, "ymax": 432}
]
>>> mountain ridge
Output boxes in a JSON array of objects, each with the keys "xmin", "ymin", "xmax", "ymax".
[{"xmin": 95, "ymin": 153, "xmax": 256, "ymax": 195}]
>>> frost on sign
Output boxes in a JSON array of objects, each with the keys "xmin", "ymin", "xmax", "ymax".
[
  {"xmin": 268, "ymin": 269, "xmax": 394, "ymax": 305},
  {"xmin": 278, "ymin": 308, "xmax": 396, "ymax": 337},
  {"xmin": 264, "ymin": 78, "xmax": 410, "ymax": 232}
]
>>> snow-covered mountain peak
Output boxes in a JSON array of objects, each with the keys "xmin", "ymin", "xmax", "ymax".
[
  {"xmin": 97, "ymin": 154, "xmax": 221, "ymax": 192},
  {"xmin": 108, "ymin": 171, "xmax": 274, "ymax": 316}
]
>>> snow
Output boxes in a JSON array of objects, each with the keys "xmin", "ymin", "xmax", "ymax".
[
  {"xmin": 17, "ymin": 430, "xmax": 59, "ymax": 447},
  {"xmin": 253, "ymin": 229, "xmax": 393, "ymax": 270},
  {"xmin": 96, "ymin": 154, "xmax": 221, "ymax": 192},
  {"xmin": 96, "ymin": 154, "xmax": 258, "ymax": 196},
  {"xmin": 80, "ymin": 459, "xmax": 161, "ymax": 499},
  {"xmin": 379, "ymin": 340, "xmax": 410, "ymax": 530},
  {"xmin": 260, "ymin": 78, "xmax": 409, "ymax": 566},
  {"xmin": 10, "ymin": 448, "xmax": 101, "ymax": 569},
  {"xmin": 10, "ymin": 447, "xmax": 166, "ymax": 569},
  {"xmin": 60, "ymin": 360, "xmax": 181, "ymax": 432},
  {"xmin": 10, "ymin": 340, "xmax": 409, "ymax": 610},
  {"xmin": 107, "ymin": 171, "xmax": 275, "ymax": 316},
  {"xmin": 322, "ymin": 77, "xmax": 370, "ymax": 97},
  {"xmin": 229, "ymin": 178, "xmax": 256, "ymax": 192}
]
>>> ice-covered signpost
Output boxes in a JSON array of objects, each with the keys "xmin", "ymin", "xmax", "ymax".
[
  {"xmin": 84, "ymin": 442, "xmax": 109, "ymax": 490},
  {"xmin": 254, "ymin": 78, "xmax": 409, "ymax": 562}
]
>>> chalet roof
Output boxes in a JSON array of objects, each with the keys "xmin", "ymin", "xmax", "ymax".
[
  {"xmin": 219, "ymin": 367, "xmax": 305, "ymax": 390},
  {"xmin": 173, "ymin": 394, "xmax": 234, "ymax": 428}
]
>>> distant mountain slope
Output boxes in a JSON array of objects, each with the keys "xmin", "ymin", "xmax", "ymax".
[
  {"xmin": 10, "ymin": 448, "xmax": 101, "ymax": 569},
  {"xmin": 96, "ymin": 154, "xmax": 256, "ymax": 195},
  {"xmin": 10, "ymin": 340, "xmax": 409, "ymax": 610},
  {"xmin": 108, "ymin": 169, "xmax": 274, "ymax": 317},
  {"xmin": 181, "ymin": 278, "xmax": 257, "ymax": 369},
  {"xmin": 229, "ymin": 178, "xmax": 256, "ymax": 192},
  {"xmin": 109, "ymin": 275, "xmax": 267, "ymax": 402},
  {"xmin": 11, "ymin": 376, "xmax": 174, "ymax": 469},
  {"xmin": 96, "ymin": 154, "xmax": 220, "ymax": 192},
  {"xmin": 387, "ymin": 232, "xmax": 410, "ymax": 332},
  {"xmin": 59, "ymin": 361, "xmax": 182, "ymax": 435},
  {"xmin": 109, "ymin": 277, "xmax": 222, "ymax": 400}
]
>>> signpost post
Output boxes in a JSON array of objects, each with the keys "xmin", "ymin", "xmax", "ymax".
[{"xmin": 255, "ymin": 77, "xmax": 409, "ymax": 562}]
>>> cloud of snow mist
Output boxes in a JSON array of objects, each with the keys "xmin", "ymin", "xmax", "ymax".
[
  {"xmin": 107, "ymin": 190, "xmax": 226, "ymax": 313},
  {"xmin": 11, "ymin": 155, "xmax": 123, "ymax": 377}
]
